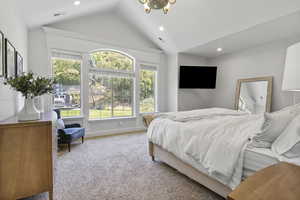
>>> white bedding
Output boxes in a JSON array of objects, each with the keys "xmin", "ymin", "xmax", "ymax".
[
  {"xmin": 243, "ymin": 148, "xmax": 278, "ymax": 177},
  {"xmin": 243, "ymin": 147, "xmax": 300, "ymax": 177},
  {"xmin": 148, "ymin": 108, "xmax": 265, "ymax": 189},
  {"xmin": 155, "ymin": 107, "xmax": 248, "ymax": 122}
]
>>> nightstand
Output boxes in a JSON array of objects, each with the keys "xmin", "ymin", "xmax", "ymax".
[{"xmin": 228, "ymin": 162, "xmax": 300, "ymax": 200}]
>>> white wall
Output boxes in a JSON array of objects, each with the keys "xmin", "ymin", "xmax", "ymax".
[
  {"xmin": 177, "ymin": 53, "xmax": 216, "ymax": 111},
  {"xmin": 48, "ymin": 10, "xmax": 159, "ymax": 51},
  {"xmin": 28, "ymin": 11, "xmax": 167, "ymax": 136},
  {"xmin": 208, "ymin": 38, "xmax": 300, "ymax": 111},
  {"xmin": 0, "ymin": 0, "xmax": 28, "ymax": 120},
  {"xmin": 166, "ymin": 53, "xmax": 178, "ymax": 112}
]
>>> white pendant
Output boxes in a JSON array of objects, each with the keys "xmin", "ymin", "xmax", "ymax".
[{"xmin": 18, "ymin": 98, "xmax": 41, "ymax": 121}]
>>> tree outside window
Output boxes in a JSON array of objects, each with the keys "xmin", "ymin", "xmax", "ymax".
[
  {"xmin": 89, "ymin": 50, "xmax": 134, "ymax": 119},
  {"xmin": 52, "ymin": 57, "xmax": 81, "ymax": 118},
  {"xmin": 140, "ymin": 68, "xmax": 156, "ymax": 113}
]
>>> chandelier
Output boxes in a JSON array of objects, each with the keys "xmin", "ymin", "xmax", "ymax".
[{"xmin": 138, "ymin": 0, "xmax": 176, "ymax": 14}]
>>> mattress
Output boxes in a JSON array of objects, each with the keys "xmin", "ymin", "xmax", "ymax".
[
  {"xmin": 154, "ymin": 143, "xmax": 280, "ymax": 183},
  {"xmin": 243, "ymin": 147, "xmax": 278, "ymax": 178}
]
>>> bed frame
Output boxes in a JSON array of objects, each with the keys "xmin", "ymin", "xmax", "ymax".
[{"xmin": 148, "ymin": 141, "xmax": 232, "ymax": 198}]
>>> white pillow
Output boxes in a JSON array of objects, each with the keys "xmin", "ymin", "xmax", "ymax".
[
  {"xmin": 56, "ymin": 119, "xmax": 65, "ymax": 129},
  {"xmin": 251, "ymin": 107, "xmax": 299, "ymax": 148},
  {"xmin": 284, "ymin": 143, "xmax": 300, "ymax": 158},
  {"xmin": 281, "ymin": 103, "xmax": 300, "ymax": 112},
  {"xmin": 272, "ymin": 114, "xmax": 300, "ymax": 158}
]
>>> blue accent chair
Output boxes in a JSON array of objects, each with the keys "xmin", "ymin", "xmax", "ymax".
[{"xmin": 54, "ymin": 109, "xmax": 85, "ymax": 152}]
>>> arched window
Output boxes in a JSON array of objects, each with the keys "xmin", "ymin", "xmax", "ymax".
[
  {"xmin": 88, "ymin": 50, "xmax": 135, "ymax": 120},
  {"xmin": 90, "ymin": 51, "xmax": 134, "ymax": 72}
]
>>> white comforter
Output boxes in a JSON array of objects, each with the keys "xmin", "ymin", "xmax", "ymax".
[
  {"xmin": 148, "ymin": 108, "xmax": 264, "ymax": 189},
  {"xmin": 155, "ymin": 107, "xmax": 248, "ymax": 122}
]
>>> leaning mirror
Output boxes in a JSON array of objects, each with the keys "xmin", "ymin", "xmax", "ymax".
[{"xmin": 235, "ymin": 77, "xmax": 273, "ymax": 114}]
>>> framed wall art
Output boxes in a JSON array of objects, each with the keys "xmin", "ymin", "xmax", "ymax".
[
  {"xmin": 5, "ymin": 39, "xmax": 16, "ymax": 78},
  {"xmin": 16, "ymin": 51, "xmax": 23, "ymax": 76},
  {"xmin": 0, "ymin": 31, "xmax": 4, "ymax": 77}
]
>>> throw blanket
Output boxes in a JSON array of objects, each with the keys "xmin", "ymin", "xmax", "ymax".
[{"xmin": 148, "ymin": 108, "xmax": 264, "ymax": 189}]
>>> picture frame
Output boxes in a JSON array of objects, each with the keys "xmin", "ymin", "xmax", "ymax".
[
  {"xmin": 0, "ymin": 31, "xmax": 4, "ymax": 77},
  {"xmin": 15, "ymin": 51, "xmax": 23, "ymax": 76},
  {"xmin": 5, "ymin": 39, "xmax": 16, "ymax": 78}
]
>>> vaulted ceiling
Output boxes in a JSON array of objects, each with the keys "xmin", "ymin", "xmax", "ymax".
[{"xmin": 18, "ymin": 0, "xmax": 300, "ymax": 55}]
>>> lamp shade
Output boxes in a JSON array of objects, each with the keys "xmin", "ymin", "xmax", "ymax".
[{"xmin": 282, "ymin": 42, "xmax": 300, "ymax": 91}]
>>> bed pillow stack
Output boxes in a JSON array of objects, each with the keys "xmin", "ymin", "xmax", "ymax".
[{"xmin": 250, "ymin": 104, "xmax": 300, "ymax": 148}]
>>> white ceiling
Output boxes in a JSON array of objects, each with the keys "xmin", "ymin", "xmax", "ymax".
[
  {"xmin": 185, "ymin": 11, "xmax": 300, "ymax": 58},
  {"xmin": 18, "ymin": 0, "xmax": 300, "ymax": 55},
  {"xmin": 19, "ymin": 0, "xmax": 119, "ymax": 28}
]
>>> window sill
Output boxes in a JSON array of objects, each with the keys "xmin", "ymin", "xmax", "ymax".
[
  {"xmin": 140, "ymin": 112, "xmax": 159, "ymax": 115},
  {"xmin": 62, "ymin": 116, "xmax": 84, "ymax": 121},
  {"xmin": 88, "ymin": 116, "xmax": 137, "ymax": 122}
]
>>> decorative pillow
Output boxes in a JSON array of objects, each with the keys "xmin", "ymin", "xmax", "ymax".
[
  {"xmin": 272, "ymin": 114, "xmax": 300, "ymax": 158},
  {"xmin": 56, "ymin": 119, "xmax": 65, "ymax": 129},
  {"xmin": 250, "ymin": 107, "xmax": 298, "ymax": 148}
]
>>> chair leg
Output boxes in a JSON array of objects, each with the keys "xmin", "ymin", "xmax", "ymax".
[
  {"xmin": 49, "ymin": 189, "xmax": 53, "ymax": 200},
  {"xmin": 82, "ymin": 136, "xmax": 84, "ymax": 144},
  {"xmin": 68, "ymin": 143, "xmax": 71, "ymax": 152},
  {"xmin": 151, "ymin": 156, "xmax": 155, "ymax": 162}
]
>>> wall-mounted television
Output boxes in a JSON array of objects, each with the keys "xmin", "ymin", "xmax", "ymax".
[{"xmin": 179, "ymin": 66, "xmax": 217, "ymax": 89}]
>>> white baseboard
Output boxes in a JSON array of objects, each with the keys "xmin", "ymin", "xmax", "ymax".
[{"xmin": 86, "ymin": 126, "xmax": 146, "ymax": 138}]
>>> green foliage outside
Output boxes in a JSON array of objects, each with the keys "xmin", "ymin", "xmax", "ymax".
[
  {"xmin": 140, "ymin": 70, "xmax": 155, "ymax": 113},
  {"xmin": 91, "ymin": 51, "xmax": 133, "ymax": 71},
  {"xmin": 53, "ymin": 58, "xmax": 81, "ymax": 85},
  {"xmin": 53, "ymin": 51, "xmax": 156, "ymax": 119},
  {"xmin": 61, "ymin": 109, "xmax": 132, "ymax": 119}
]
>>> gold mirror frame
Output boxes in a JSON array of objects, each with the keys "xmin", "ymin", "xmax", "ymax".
[{"xmin": 235, "ymin": 76, "xmax": 273, "ymax": 113}]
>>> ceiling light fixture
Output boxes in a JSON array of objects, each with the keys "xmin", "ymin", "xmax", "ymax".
[
  {"xmin": 74, "ymin": 1, "xmax": 81, "ymax": 6},
  {"xmin": 138, "ymin": 0, "xmax": 176, "ymax": 14},
  {"xmin": 217, "ymin": 48, "xmax": 223, "ymax": 52},
  {"xmin": 159, "ymin": 26, "xmax": 165, "ymax": 31}
]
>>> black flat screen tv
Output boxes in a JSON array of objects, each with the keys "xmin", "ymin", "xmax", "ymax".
[{"xmin": 179, "ymin": 66, "xmax": 217, "ymax": 89}]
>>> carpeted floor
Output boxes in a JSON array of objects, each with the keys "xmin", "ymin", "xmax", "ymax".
[{"xmin": 23, "ymin": 133, "xmax": 223, "ymax": 200}]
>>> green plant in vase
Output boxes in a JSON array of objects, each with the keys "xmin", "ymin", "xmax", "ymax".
[{"xmin": 4, "ymin": 72, "xmax": 55, "ymax": 121}]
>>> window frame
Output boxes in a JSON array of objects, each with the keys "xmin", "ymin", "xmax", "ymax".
[
  {"xmin": 88, "ymin": 49, "xmax": 136, "ymax": 120},
  {"xmin": 139, "ymin": 63, "xmax": 158, "ymax": 114},
  {"xmin": 51, "ymin": 50, "xmax": 83, "ymax": 119}
]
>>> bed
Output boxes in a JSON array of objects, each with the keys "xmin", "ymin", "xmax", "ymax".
[
  {"xmin": 148, "ymin": 143, "xmax": 284, "ymax": 197},
  {"xmin": 145, "ymin": 108, "xmax": 300, "ymax": 198}
]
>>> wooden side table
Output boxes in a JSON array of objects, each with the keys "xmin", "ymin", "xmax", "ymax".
[{"xmin": 228, "ymin": 162, "xmax": 300, "ymax": 200}]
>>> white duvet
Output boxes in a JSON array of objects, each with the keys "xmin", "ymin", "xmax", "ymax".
[
  {"xmin": 148, "ymin": 108, "xmax": 265, "ymax": 189},
  {"xmin": 155, "ymin": 107, "xmax": 248, "ymax": 122}
]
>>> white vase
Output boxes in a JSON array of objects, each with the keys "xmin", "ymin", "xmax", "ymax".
[
  {"xmin": 18, "ymin": 98, "xmax": 41, "ymax": 121},
  {"xmin": 34, "ymin": 96, "xmax": 44, "ymax": 113}
]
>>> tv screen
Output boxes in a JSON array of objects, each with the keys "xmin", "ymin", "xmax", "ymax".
[{"xmin": 179, "ymin": 66, "xmax": 217, "ymax": 89}]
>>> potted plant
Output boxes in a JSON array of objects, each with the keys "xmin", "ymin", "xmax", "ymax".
[{"xmin": 4, "ymin": 72, "xmax": 55, "ymax": 121}]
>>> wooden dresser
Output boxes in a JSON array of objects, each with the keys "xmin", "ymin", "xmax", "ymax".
[{"xmin": 0, "ymin": 113, "xmax": 54, "ymax": 200}]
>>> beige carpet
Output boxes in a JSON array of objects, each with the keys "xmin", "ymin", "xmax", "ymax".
[{"xmin": 23, "ymin": 133, "xmax": 223, "ymax": 200}]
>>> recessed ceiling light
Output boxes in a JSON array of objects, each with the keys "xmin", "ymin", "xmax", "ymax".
[
  {"xmin": 74, "ymin": 1, "xmax": 81, "ymax": 6},
  {"xmin": 159, "ymin": 26, "xmax": 165, "ymax": 32},
  {"xmin": 217, "ymin": 48, "xmax": 223, "ymax": 52}
]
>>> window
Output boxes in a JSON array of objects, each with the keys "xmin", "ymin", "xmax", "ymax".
[
  {"xmin": 52, "ymin": 51, "xmax": 82, "ymax": 118},
  {"xmin": 91, "ymin": 51, "xmax": 134, "ymax": 72},
  {"xmin": 89, "ymin": 50, "xmax": 134, "ymax": 120},
  {"xmin": 140, "ymin": 64, "xmax": 157, "ymax": 113}
]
